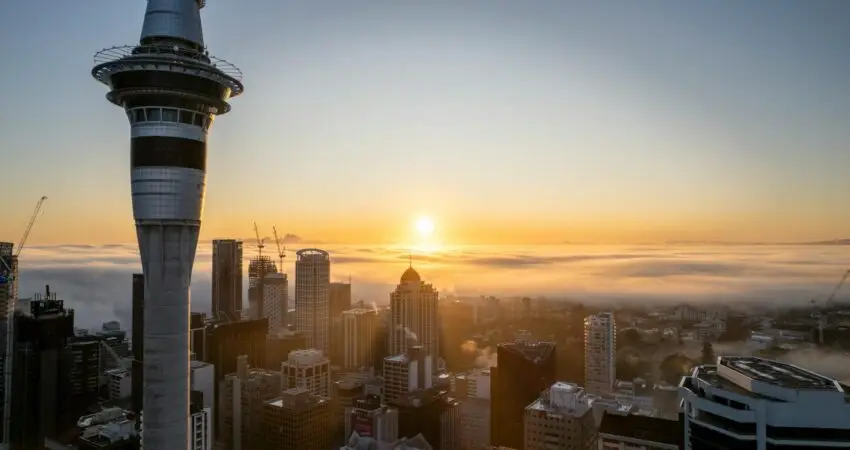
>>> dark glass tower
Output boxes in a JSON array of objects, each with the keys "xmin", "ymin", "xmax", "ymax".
[
  {"xmin": 9, "ymin": 290, "xmax": 75, "ymax": 449},
  {"xmin": 212, "ymin": 240, "xmax": 243, "ymax": 322},
  {"xmin": 92, "ymin": 1, "xmax": 243, "ymax": 447},
  {"xmin": 491, "ymin": 341, "xmax": 556, "ymax": 449}
]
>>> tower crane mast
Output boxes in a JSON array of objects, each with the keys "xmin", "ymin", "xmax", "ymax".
[
  {"xmin": 253, "ymin": 222, "xmax": 265, "ymax": 259},
  {"xmin": 272, "ymin": 225, "xmax": 286, "ymax": 271}
]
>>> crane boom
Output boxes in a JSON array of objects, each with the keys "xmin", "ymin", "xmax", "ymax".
[
  {"xmin": 272, "ymin": 225, "xmax": 286, "ymax": 271},
  {"xmin": 825, "ymin": 269, "xmax": 850, "ymax": 305},
  {"xmin": 16, "ymin": 196, "xmax": 47, "ymax": 257},
  {"xmin": 253, "ymin": 222, "xmax": 265, "ymax": 259}
]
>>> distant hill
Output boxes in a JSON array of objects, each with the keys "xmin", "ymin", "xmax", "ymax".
[
  {"xmin": 664, "ymin": 239, "xmax": 850, "ymax": 246},
  {"xmin": 799, "ymin": 239, "xmax": 850, "ymax": 246}
]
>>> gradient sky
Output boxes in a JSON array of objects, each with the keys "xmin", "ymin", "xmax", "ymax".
[{"xmin": 1, "ymin": 0, "xmax": 849, "ymax": 245}]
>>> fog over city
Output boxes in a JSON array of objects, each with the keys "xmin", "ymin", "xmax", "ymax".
[{"xmin": 17, "ymin": 243, "xmax": 850, "ymax": 333}]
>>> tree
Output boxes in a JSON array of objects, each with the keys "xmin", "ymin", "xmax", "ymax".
[
  {"xmin": 659, "ymin": 352, "xmax": 694, "ymax": 384},
  {"xmin": 617, "ymin": 328, "xmax": 642, "ymax": 348},
  {"xmin": 701, "ymin": 341, "xmax": 715, "ymax": 365}
]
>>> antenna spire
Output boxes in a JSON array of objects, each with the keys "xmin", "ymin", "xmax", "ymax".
[{"xmin": 409, "ymin": 253, "xmax": 412, "ymax": 268}]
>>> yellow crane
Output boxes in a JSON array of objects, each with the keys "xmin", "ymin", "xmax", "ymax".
[
  {"xmin": 0, "ymin": 196, "xmax": 48, "ymax": 285},
  {"xmin": 253, "ymin": 221, "xmax": 265, "ymax": 259},
  {"xmin": 272, "ymin": 225, "xmax": 286, "ymax": 271}
]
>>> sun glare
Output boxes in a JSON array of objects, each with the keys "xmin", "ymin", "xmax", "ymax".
[{"xmin": 415, "ymin": 216, "xmax": 435, "ymax": 238}]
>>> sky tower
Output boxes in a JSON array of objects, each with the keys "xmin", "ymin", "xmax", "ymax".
[{"xmin": 91, "ymin": 1, "xmax": 243, "ymax": 448}]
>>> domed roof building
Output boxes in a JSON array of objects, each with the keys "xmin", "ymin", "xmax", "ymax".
[{"xmin": 389, "ymin": 261, "xmax": 439, "ymax": 361}]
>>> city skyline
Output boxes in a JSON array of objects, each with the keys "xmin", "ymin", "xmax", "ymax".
[{"xmin": 3, "ymin": 0, "xmax": 850, "ymax": 245}]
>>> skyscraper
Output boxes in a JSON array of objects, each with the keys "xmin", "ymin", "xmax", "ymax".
[
  {"xmin": 490, "ymin": 341, "xmax": 556, "ymax": 449},
  {"xmin": 389, "ymin": 266, "xmax": 439, "ymax": 362},
  {"xmin": 9, "ymin": 290, "xmax": 75, "ymax": 449},
  {"xmin": 0, "ymin": 242, "xmax": 16, "ymax": 448},
  {"xmin": 295, "ymin": 249, "xmax": 331, "ymax": 354},
  {"xmin": 247, "ymin": 255, "xmax": 276, "ymax": 321},
  {"xmin": 584, "ymin": 312, "xmax": 616, "ymax": 396},
  {"xmin": 91, "ymin": 1, "xmax": 243, "ymax": 447},
  {"xmin": 263, "ymin": 272, "xmax": 289, "ymax": 336},
  {"xmin": 329, "ymin": 282, "xmax": 352, "ymax": 364},
  {"xmin": 212, "ymin": 240, "xmax": 243, "ymax": 322},
  {"xmin": 342, "ymin": 309, "xmax": 379, "ymax": 370}
]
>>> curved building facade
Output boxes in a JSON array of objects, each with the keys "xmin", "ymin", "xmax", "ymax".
[
  {"xmin": 91, "ymin": 1, "xmax": 243, "ymax": 447},
  {"xmin": 295, "ymin": 249, "xmax": 331, "ymax": 354}
]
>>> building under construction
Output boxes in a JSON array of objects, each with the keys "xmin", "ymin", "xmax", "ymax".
[{"xmin": 247, "ymin": 256, "xmax": 278, "ymax": 321}]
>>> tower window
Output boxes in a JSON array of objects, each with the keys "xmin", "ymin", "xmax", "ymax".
[
  {"xmin": 134, "ymin": 109, "xmax": 145, "ymax": 122},
  {"xmin": 147, "ymin": 108, "xmax": 162, "ymax": 122},
  {"xmin": 162, "ymin": 109, "xmax": 178, "ymax": 122},
  {"xmin": 179, "ymin": 110, "xmax": 193, "ymax": 124},
  {"xmin": 193, "ymin": 113, "xmax": 204, "ymax": 127}
]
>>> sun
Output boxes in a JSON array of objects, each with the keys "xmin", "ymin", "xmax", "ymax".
[{"xmin": 415, "ymin": 216, "xmax": 435, "ymax": 238}]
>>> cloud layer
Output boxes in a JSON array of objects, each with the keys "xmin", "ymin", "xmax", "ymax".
[{"xmin": 16, "ymin": 243, "xmax": 850, "ymax": 331}]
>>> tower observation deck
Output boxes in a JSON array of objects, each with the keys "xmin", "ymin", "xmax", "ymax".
[{"xmin": 91, "ymin": 1, "xmax": 243, "ymax": 449}]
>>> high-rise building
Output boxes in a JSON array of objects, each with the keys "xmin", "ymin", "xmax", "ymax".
[
  {"xmin": 394, "ymin": 388, "xmax": 462, "ymax": 450},
  {"xmin": 281, "ymin": 349, "xmax": 331, "ymax": 398},
  {"xmin": 266, "ymin": 330, "xmax": 306, "ymax": 371},
  {"xmin": 189, "ymin": 390, "xmax": 212, "ymax": 450},
  {"xmin": 91, "ymin": 1, "xmax": 243, "ymax": 446},
  {"xmin": 329, "ymin": 282, "xmax": 352, "ymax": 364},
  {"xmin": 389, "ymin": 266, "xmax": 439, "ymax": 362},
  {"xmin": 680, "ymin": 356, "xmax": 850, "ymax": 449},
  {"xmin": 342, "ymin": 309, "xmax": 378, "ymax": 371},
  {"xmin": 523, "ymin": 382, "xmax": 597, "ymax": 450},
  {"xmin": 264, "ymin": 388, "xmax": 332, "ymax": 450},
  {"xmin": 190, "ymin": 360, "xmax": 215, "ymax": 434},
  {"xmin": 9, "ymin": 292, "xmax": 75, "ymax": 448},
  {"xmin": 344, "ymin": 395, "xmax": 399, "ymax": 444},
  {"xmin": 383, "ymin": 346, "xmax": 434, "ymax": 404},
  {"xmin": 597, "ymin": 410, "xmax": 681, "ymax": 450},
  {"xmin": 452, "ymin": 370, "xmax": 492, "ymax": 450},
  {"xmin": 263, "ymin": 272, "xmax": 289, "ymax": 336},
  {"xmin": 199, "ymin": 318, "xmax": 267, "ymax": 441},
  {"xmin": 66, "ymin": 339, "xmax": 101, "ymax": 425},
  {"xmin": 295, "ymin": 249, "xmax": 331, "ymax": 354},
  {"xmin": 131, "ymin": 273, "xmax": 144, "ymax": 421},
  {"xmin": 212, "ymin": 240, "xmax": 243, "ymax": 322},
  {"xmin": 584, "ymin": 312, "xmax": 616, "ymax": 396},
  {"xmin": 0, "ymin": 242, "xmax": 17, "ymax": 447},
  {"xmin": 247, "ymin": 256, "xmax": 276, "ymax": 321},
  {"xmin": 490, "ymin": 341, "xmax": 556, "ymax": 449},
  {"xmin": 219, "ymin": 355, "xmax": 281, "ymax": 450}
]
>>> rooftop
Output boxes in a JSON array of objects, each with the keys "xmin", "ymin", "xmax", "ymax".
[
  {"xmin": 720, "ymin": 356, "xmax": 840, "ymax": 391},
  {"xmin": 499, "ymin": 340, "xmax": 555, "ymax": 364},
  {"xmin": 599, "ymin": 412, "xmax": 681, "ymax": 446}
]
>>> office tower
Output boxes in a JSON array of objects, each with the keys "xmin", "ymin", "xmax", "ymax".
[
  {"xmin": 680, "ymin": 356, "xmax": 850, "ymax": 449},
  {"xmin": 342, "ymin": 309, "xmax": 378, "ymax": 370},
  {"xmin": 281, "ymin": 349, "xmax": 331, "ymax": 397},
  {"xmin": 107, "ymin": 368, "xmax": 133, "ymax": 400},
  {"xmin": 247, "ymin": 256, "xmax": 276, "ymax": 321},
  {"xmin": 266, "ymin": 330, "xmax": 306, "ymax": 371},
  {"xmin": 189, "ymin": 390, "xmax": 212, "ymax": 450},
  {"xmin": 199, "ymin": 318, "xmax": 267, "ymax": 440},
  {"xmin": 263, "ymin": 272, "xmax": 289, "ymax": 335},
  {"xmin": 91, "ymin": 0, "xmax": 244, "ymax": 446},
  {"xmin": 295, "ymin": 249, "xmax": 331, "ymax": 353},
  {"xmin": 344, "ymin": 395, "xmax": 399, "ymax": 443},
  {"xmin": 97, "ymin": 321, "xmax": 130, "ymax": 370},
  {"xmin": 212, "ymin": 240, "xmax": 243, "ymax": 322},
  {"xmin": 219, "ymin": 355, "xmax": 281, "ymax": 450},
  {"xmin": 523, "ymin": 382, "xmax": 597, "ymax": 450},
  {"xmin": 490, "ymin": 341, "xmax": 556, "ymax": 449},
  {"xmin": 452, "ymin": 370, "xmax": 492, "ymax": 450},
  {"xmin": 131, "ymin": 273, "xmax": 144, "ymax": 421},
  {"xmin": 0, "ymin": 242, "xmax": 16, "ymax": 447},
  {"xmin": 394, "ymin": 388, "xmax": 462, "ymax": 450},
  {"xmin": 329, "ymin": 282, "xmax": 352, "ymax": 364},
  {"xmin": 584, "ymin": 312, "xmax": 616, "ymax": 396},
  {"xmin": 264, "ymin": 388, "xmax": 331, "ymax": 450},
  {"xmin": 597, "ymin": 410, "xmax": 681, "ymax": 450},
  {"xmin": 67, "ymin": 339, "xmax": 101, "ymax": 424},
  {"xmin": 9, "ymin": 292, "xmax": 74, "ymax": 448},
  {"xmin": 384, "ymin": 346, "xmax": 434, "ymax": 404},
  {"xmin": 389, "ymin": 266, "xmax": 439, "ymax": 362}
]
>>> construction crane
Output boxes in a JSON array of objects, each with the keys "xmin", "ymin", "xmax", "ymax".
[
  {"xmin": 99, "ymin": 340, "xmax": 132, "ymax": 371},
  {"xmin": 813, "ymin": 269, "xmax": 850, "ymax": 345},
  {"xmin": 253, "ymin": 222, "xmax": 265, "ymax": 259},
  {"xmin": 0, "ymin": 196, "xmax": 48, "ymax": 285},
  {"xmin": 272, "ymin": 225, "xmax": 286, "ymax": 271}
]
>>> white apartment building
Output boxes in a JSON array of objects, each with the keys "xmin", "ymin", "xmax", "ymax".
[
  {"xmin": 389, "ymin": 266, "xmax": 439, "ymax": 361},
  {"xmin": 282, "ymin": 348, "xmax": 332, "ymax": 398},
  {"xmin": 189, "ymin": 406, "xmax": 212, "ymax": 450},
  {"xmin": 264, "ymin": 272, "xmax": 289, "ymax": 336},
  {"xmin": 383, "ymin": 347, "xmax": 433, "ymax": 404},
  {"xmin": 342, "ymin": 308, "xmax": 379, "ymax": 370},
  {"xmin": 295, "ymin": 249, "xmax": 331, "ymax": 353},
  {"xmin": 680, "ymin": 356, "xmax": 850, "ymax": 449},
  {"xmin": 524, "ymin": 382, "xmax": 598, "ymax": 450},
  {"xmin": 584, "ymin": 313, "xmax": 616, "ymax": 396}
]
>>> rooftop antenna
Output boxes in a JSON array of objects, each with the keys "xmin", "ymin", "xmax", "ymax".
[{"xmin": 409, "ymin": 253, "xmax": 413, "ymax": 268}]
